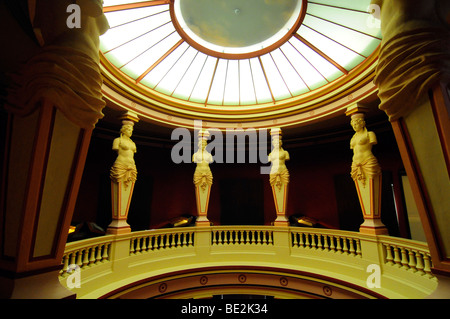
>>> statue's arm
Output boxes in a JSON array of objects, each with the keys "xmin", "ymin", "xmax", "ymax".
[
  {"xmin": 285, "ymin": 151, "xmax": 290, "ymax": 161},
  {"xmin": 112, "ymin": 138, "xmax": 120, "ymax": 150},
  {"xmin": 369, "ymin": 131, "xmax": 378, "ymax": 145}
]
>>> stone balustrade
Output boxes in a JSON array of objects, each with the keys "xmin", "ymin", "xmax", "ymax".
[{"xmin": 59, "ymin": 226, "xmax": 437, "ymax": 299}]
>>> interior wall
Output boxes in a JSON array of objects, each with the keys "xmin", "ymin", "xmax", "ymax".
[{"xmin": 73, "ymin": 115, "xmax": 404, "ymax": 236}]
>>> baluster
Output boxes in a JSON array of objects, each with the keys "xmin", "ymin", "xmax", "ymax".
[
  {"xmin": 130, "ymin": 238, "xmax": 136, "ymax": 255},
  {"xmin": 268, "ymin": 232, "xmax": 273, "ymax": 245},
  {"xmin": 406, "ymin": 249, "xmax": 416, "ymax": 272},
  {"xmin": 292, "ymin": 233, "xmax": 298, "ymax": 247},
  {"xmin": 329, "ymin": 236, "xmax": 335, "ymax": 252},
  {"xmin": 305, "ymin": 233, "xmax": 310, "ymax": 248},
  {"xmin": 141, "ymin": 236, "xmax": 148, "ymax": 252},
  {"xmin": 384, "ymin": 244, "xmax": 394, "ymax": 265},
  {"xmin": 355, "ymin": 240, "xmax": 362, "ymax": 256},
  {"xmin": 317, "ymin": 234, "xmax": 323, "ymax": 250},
  {"xmin": 423, "ymin": 254, "xmax": 433, "ymax": 278},
  {"xmin": 88, "ymin": 246, "xmax": 96, "ymax": 266},
  {"xmin": 188, "ymin": 232, "xmax": 194, "ymax": 246},
  {"xmin": 95, "ymin": 244, "xmax": 103, "ymax": 264},
  {"xmin": 255, "ymin": 231, "xmax": 260, "ymax": 245},
  {"xmin": 342, "ymin": 237, "xmax": 349, "ymax": 254},
  {"xmin": 102, "ymin": 243, "xmax": 110, "ymax": 262},
  {"xmin": 61, "ymin": 254, "xmax": 69, "ymax": 276},
  {"xmin": 335, "ymin": 237, "xmax": 342, "ymax": 253},
  {"xmin": 323, "ymin": 235, "xmax": 329, "ymax": 251},
  {"xmin": 177, "ymin": 233, "xmax": 182, "ymax": 247},
  {"xmin": 82, "ymin": 249, "xmax": 89, "ymax": 268},
  {"xmin": 76, "ymin": 250, "xmax": 83, "ymax": 268},
  {"xmin": 170, "ymin": 234, "xmax": 176, "ymax": 248},
  {"xmin": 185, "ymin": 233, "xmax": 190, "ymax": 246},
  {"xmin": 212, "ymin": 231, "xmax": 217, "ymax": 245},
  {"xmin": 69, "ymin": 251, "xmax": 76, "ymax": 268},
  {"xmin": 349, "ymin": 239, "xmax": 355, "ymax": 255},
  {"xmin": 400, "ymin": 247, "xmax": 409, "ymax": 269},
  {"xmin": 136, "ymin": 237, "xmax": 142, "ymax": 253},
  {"xmin": 298, "ymin": 233, "xmax": 304, "ymax": 248},
  {"xmin": 393, "ymin": 246, "xmax": 402, "ymax": 267},
  {"xmin": 312, "ymin": 234, "xmax": 317, "ymax": 248},
  {"xmin": 414, "ymin": 251, "xmax": 425, "ymax": 275},
  {"xmin": 163, "ymin": 234, "xmax": 168, "ymax": 249}
]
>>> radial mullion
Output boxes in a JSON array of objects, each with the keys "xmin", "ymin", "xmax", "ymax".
[
  {"xmin": 205, "ymin": 58, "xmax": 219, "ymax": 106},
  {"xmin": 278, "ymin": 47, "xmax": 311, "ymax": 91},
  {"xmin": 248, "ymin": 60, "xmax": 259, "ymax": 104},
  {"xmin": 222, "ymin": 60, "xmax": 229, "ymax": 105},
  {"xmin": 103, "ymin": 0, "xmax": 169, "ymax": 13},
  {"xmin": 293, "ymin": 34, "xmax": 348, "ymax": 75},
  {"xmin": 308, "ymin": 1, "xmax": 371, "ymax": 14},
  {"xmin": 109, "ymin": 9, "xmax": 169, "ymax": 29},
  {"xmin": 188, "ymin": 56, "xmax": 208, "ymax": 101},
  {"xmin": 306, "ymin": 12, "xmax": 381, "ymax": 40},
  {"xmin": 136, "ymin": 39, "xmax": 184, "ymax": 84},
  {"xmin": 258, "ymin": 56, "xmax": 275, "ymax": 103},
  {"xmin": 288, "ymin": 41, "xmax": 328, "ymax": 84},
  {"xmin": 171, "ymin": 51, "xmax": 199, "ymax": 96},
  {"xmin": 238, "ymin": 61, "xmax": 241, "ymax": 105},
  {"xmin": 269, "ymin": 52, "xmax": 293, "ymax": 97},
  {"xmin": 153, "ymin": 44, "xmax": 190, "ymax": 90},
  {"xmin": 104, "ymin": 20, "xmax": 172, "ymax": 54},
  {"xmin": 119, "ymin": 30, "xmax": 176, "ymax": 69},
  {"xmin": 301, "ymin": 24, "xmax": 366, "ymax": 58}
]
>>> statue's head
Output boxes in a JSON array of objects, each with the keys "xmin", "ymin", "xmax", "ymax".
[
  {"xmin": 120, "ymin": 123, "xmax": 134, "ymax": 137},
  {"xmin": 350, "ymin": 114, "xmax": 366, "ymax": 132}
]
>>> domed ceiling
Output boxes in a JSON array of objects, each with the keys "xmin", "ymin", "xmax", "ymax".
[{"xmin": 99, "ymin": 0, "xmax": 381, "ymax": 128}]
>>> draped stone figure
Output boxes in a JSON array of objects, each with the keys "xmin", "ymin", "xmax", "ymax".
[
  {"xmin": 193, "ymin": 130, "xmax": 213, "ymax": 226},
  {"xmin": 6, "ymin": 0, "xmax": 110, "ymax": 129},
  {"xmin": 371, "ymin": 0, "xmax": 450, "ymax": 121},
  {"xmin": 347, "ymin": 109, "xmax": 387, "ymax": 235},
  {"xmin": 350, "ymin": 115, "xmax": 381, "ymax": 187},
  {"xmin": 108, "ymin": 113, "xmax": 139, "ymax": 235},
  {"xmin": 268, "ymin": 128, "xmax": 290, "ymax": 226}
]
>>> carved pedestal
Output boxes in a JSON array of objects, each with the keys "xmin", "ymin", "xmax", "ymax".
[
  {"xmin": 354, "ymin": 175, "xmax": 388, "ymax": 235},
  {"xmin": 107, "ymin": 180, "xmax": 134, "ymax": 234},
  {"xmin": 272, "ymin": 183, "xmax": 289, "ymax": 226},
  {"xmin": 195, "ymin": 184, "xmax": 211, "ymax": 227}
]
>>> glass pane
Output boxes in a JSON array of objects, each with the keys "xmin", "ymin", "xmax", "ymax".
[
  {"xmin": 239, "ymin": 60, "xmax": 257, "ymax": 105},
  {"xmin": 189, "ymin": 56, "xmax": 217, "ymax": 104},
  {"xmin": 103, "ymin": 5, "xmax": 169, "ymax": 29},
  {"xmin": 270, "ymin": 48, "xmax": 309, "ymax": 96},
  {"xmin": 172, "ymin": 52, "xmax": 208, "ymax": 100},
  {"xmin": 155, "ymin": 46, "xmax": 198, "ymax": 96},
  {"xmin": 145, "ymin": 41, "xmax": 190, "ymax": 88},
  {"xmin": 249, "ymin": 58, "xmax": 273, "ymax": 104},
  {"xmin": 207, "ymin": 59, "xmax": 228, "ymax": 105},
  {"xmin": 298, "ymin": 23, "xmax": 365, "ymax": 71},
  {"xmin": 223, "ymin": 60, "xmax": 240, "ymax": 105}
]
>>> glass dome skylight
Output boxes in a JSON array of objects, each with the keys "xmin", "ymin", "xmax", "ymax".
[{"xmin": 100, "ymin": 0, "xmax": 381, "ymax": 107}]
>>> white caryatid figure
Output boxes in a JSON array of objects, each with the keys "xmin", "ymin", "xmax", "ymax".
[
  {"xmin": 108, "ymin": 112, "xmax": 139, "ymax": 234},
  {"xmin": 193, "ymin": 130, "xmax": 213, "ymax": 226},
  {"xmin": 348, "ymin": 111, "xmax": 388, "ymax": 235},
  {"xmin": 268, "ymin": 128, "xmax": 290, "ymax": 226}
]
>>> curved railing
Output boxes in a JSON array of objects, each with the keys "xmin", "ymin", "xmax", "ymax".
[{"xmin": 59, "ymin": 226, "xmax": 437, "ymax": 299}]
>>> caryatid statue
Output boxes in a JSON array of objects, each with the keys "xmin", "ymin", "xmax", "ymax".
[
  {"xmin": 347, "ymin": 107, "xmax": 388, "ymax": 235},
  {"xmin": 268, "ymin": 128, "xmax": 290, "ymax": 226},
  {"xmin": 193, "ymin": 130, "xmax": 213, "ymax": 226},
  {"xmin": 107, "ymin": 112, "xmax": 139, "ymax": 234}
]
